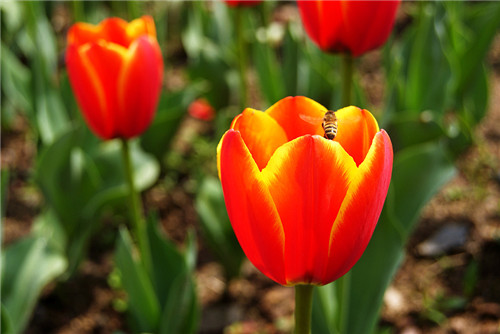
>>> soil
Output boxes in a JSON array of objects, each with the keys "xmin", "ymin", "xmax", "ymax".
[{"xmin": 2, "ymin": 5, "xmax": 500, "ymax": 334}]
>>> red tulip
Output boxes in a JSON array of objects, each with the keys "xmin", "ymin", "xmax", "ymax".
[
  {"xmin": 217, "ymin": 97, "xmax": 393, "ymax": 286},
  {"xmin": 297, "ymin": 0, "xmax": 400, "ymax": 57},
  {"xmin": 188, "ymin": 98, "xmax": 215, "ymax": 121},
  {"xmin": 66, "ymin": 16, "xmax": 164, "ymax": 140},
  {"xmin": 224, "ymin": 0, "xmax": 262, "ymax": 7}
]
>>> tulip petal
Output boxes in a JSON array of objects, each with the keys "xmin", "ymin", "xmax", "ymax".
[
  {"xmin": 261, "ymin": 135, "xmax": 358, "ymax": 285},
  {"xmin": 218, "ymin": 130, "xmax": 286, "ymax": 284},
  {"xmin": 231, "ymin": 108, "xmax": 288, "ymax": 170},
  {"xmin": 297, "ymin": 1, "xmax": 344, "ymax": 52},
  {"xmin": 334, "ymin": 106, "xmax": 379, "ymax": 166},
  {"xmin": 126, "ymin": 16, "xmax": 157, "ymax": 40},
  {"xmin": 343, "ymin": 1, "xmax": 400, "ymax": 56},
  {"xmin": 266, "ymin": 96, "xmax": 326, "ymax": 141},
  {"xmin": 66, "ymin": 42, "xmax": 126, "ymax": 139},
  {"xmin": 67, "ymin": 16, "xmax": 156, "ymax": 49},
  {"xmin": 324, "ymin": 130, "xmax": 393, "ymax": 284},
  {"xmin": 117, "ymin": 36, "xmax": 163, "ymax": 138}
]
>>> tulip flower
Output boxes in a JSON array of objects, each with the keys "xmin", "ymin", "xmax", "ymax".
[
  {"xmin": 297, "ymin": 0, "xmax": 400, "ymax": 57},
  {"xmin": 217, "ymin": 96, "xmax": 393, "ymax": 286},
  {"xmin": 224, "ymin": 0, "xmax": 262, "ymax": 7},
  {"xmin": 66, "ymin": 16, "xmax": 164, "ymax": 140},
  {"xmin": 188, "ymin": 98, "xmax": 215, "ymax": 121}
]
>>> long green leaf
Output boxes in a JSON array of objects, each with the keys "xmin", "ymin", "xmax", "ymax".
[
  {"xmin": 2, "ymin": 235, "xmax": 66, "ymax": 334},
  {"xmin": 195, "ymin": 177, "xmax": 244, "ymax": 278},
  {"xmin": 345, "ymin": 142, "xmax": 456, "ymax": 334},
  {"xmin": 115, "ymin": 228, "xmax": 160, "ymax": 332}
]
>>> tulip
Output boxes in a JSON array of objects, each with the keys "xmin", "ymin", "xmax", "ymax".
[
  {"xmin": 188, "ymin": 98, "xmax": 215, "ymax": 121},
  {"xmin": 297, "ymin": 0, "xmax": 401, "ymax": 57},
  {"xmin": 66, "ymin": 16, "xmax": 164, "ymax": 140},
  {"xmin": 217, "ymin": 96, "xmax": 393, "ymax": 286},
  {"xmin": 224, "ymin": 0, "xmax": 262, "ymax": 7}
]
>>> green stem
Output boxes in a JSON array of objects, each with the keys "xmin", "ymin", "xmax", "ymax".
[
  {"xmin": 120, "ymin": 138, "xmax": 152, "ymax": 275},
  {"xmin": 72, "ymin": 1, "xmax": 85, "ymax": 22},
  {"xmin": 235, "ymin": 8, "xmax": 248, "ymax": 110},
  {"xmin": 294, "ymin": 285, "xmax": 314, "ymax": 334},
  {"xmin": 341, "ymin": 53, "xmax": 354, "ymax": 107}
]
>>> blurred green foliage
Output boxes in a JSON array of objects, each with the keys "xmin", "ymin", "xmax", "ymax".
[{"xmin": 1, "ymin": 1, "xmax": 499, "ymax": 333}]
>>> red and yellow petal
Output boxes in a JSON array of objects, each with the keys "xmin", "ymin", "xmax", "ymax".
[
  {"xmin": 231, "ymin": 108, "xmax": 288, "ymax": 170},
  {"xmin": 323, "ymin": 130, "xmax": 392, "ymax": 284},
  {"xmin": 219, "ymin": 130, "xmax": 287, "ymax": 284},
  {"xmin": 334, "ymin": 106, "xmax": 379, "ymax": 166},
  {"xmin": 266, "ymin": 96, "xmax": 326, "ymax": 141},
  {"xmin": 297, "ymin": 1, "xmax": 343, "ymax": 52},
  {"xmin": 68, "ymin": 18, "xmax": 128, "ymax": 48},
  {"xmin": 67, "ymin": 16, "xmax": 156, "ymax": 49},
  {"xmin": 66, "ymin": 42, "xmax": 125, "ymax": 139},
  {"xmin": 261, "ymin": 135, "xmax": 358, "ymax": 285},
  {"xmin": 343, "ymin": 1, "xmax": 400, "ymax": 57},
  {"xmin": 126, "ymin": 16, "xmax": 157, "ymax": 42},
  {"xmin": 117, "ymin": 36, "xmax": 163, "ymax": 138}
]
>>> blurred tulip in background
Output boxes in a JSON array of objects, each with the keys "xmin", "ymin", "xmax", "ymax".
[
  {"xmin": 66, "ymin": 16, "xmax": 164, "ymax": 139},
  {"xmin": 188, "ymin": 98, "xmax": 215, "ymax": 121},
  {"xmin": 297, "ymin": 0, "xmax": 401, "ymax": 56},
  {"xmin": 224, "ymin": 0, "xmax": 262, "ymax": 8}
]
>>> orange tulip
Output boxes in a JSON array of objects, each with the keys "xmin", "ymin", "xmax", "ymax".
[
  {"xmin": 217, "ymin": 97, "xmax": 393, "ymax": 286},
  {"xmin": 297, "ymin": 0, "xmax": 400, "ymax": 57},
  {"xmin": 66, "ymin": 16, "xmax": 164, "ymax": 140}
]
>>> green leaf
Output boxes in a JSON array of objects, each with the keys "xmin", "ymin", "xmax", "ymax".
[
  {"xmin": 344, "ymin": 142, "xmax": 456, "ymax": 334},
  {"xmin": 387, "ymin": 112, "xmax": 445, "ymax": 152},
  {"xmin": 0, "ymin": 1, "xmax": 23, "ymax": 34},
  {"xmin": 404, "ymin": 2, "xmax": 451, "ymax": 113},
  {"xmin": 141, "ymin": 85, "xmax": 205, "ymax": 160},
  {"xmin": 36, "ymin": 127, "xmax": 159, "ymax": 275},
  {"xmin": 1, "ymin": 169, "xmax": 8, "ymax": 220},
  {"xmin": 0, "ymin": 43, "xmax": 33, "ymax": 117},
  {"xmin": 253, "ymin": 38, "xmax": 285, "ymax": 105},
  {"xmin": 23, "ymin": 1, "xmax": 69, "ymax": 144},
  {"xmin": 312, "ymin": 283, "xmax": 338, "ymax": 334},
  {"xmin": 298, "ymin": 42, "xmax": 340, "ymax": 108},
  {"xmin": 282, "ymin": 25, "xmax": 299, "ymax": 96},
  {"xmin": 159, "ymin": 269, "xmax": 199, "ymax": 334},
  {"xmin": 115, "ymin": 228, "xmax": 160, "ymax": 332},
  {"xmin": 1, "ymin": 303, "xmax": 13, "ymax": 334},
  {"xmin": 454, "ymin": 2, "xmax": 500, "ymax": 97},
  {"xmin": 147, "ymin": 217, "xmax": 186, "ymax": 310},
  {"xmin": 1, "ymin": 235, "xmax": 67, "ymax": 334},
  {"xmin": 195, "ymin": 177, "xmax": 244, "ymax": 278}
]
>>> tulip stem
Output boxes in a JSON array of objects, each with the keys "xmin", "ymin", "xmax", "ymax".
[
  {"xmin": 294, "ymin": 285, "xmax": 314, "ymax": 334},
  {"xmin": 120, "ymin": 138, "xmax": 152, "ymax": 275},
  {"xmin": 235, "ymin": 8, "xmax": 248, "ymax": 110},
  {"xmin": 341, "ymin": 53, "xmax": 354, "ymax": 107}
]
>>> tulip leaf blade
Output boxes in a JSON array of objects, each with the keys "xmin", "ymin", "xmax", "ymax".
[
  {"xmin": 253, "ymin": 36, "xmax": 286, "ymax": 105},
  {"xmin": 195, "ymin": 176, "xmax": 245, "ymax": 278},
  {"xmin": 344, "ymin": 142, "xmax": 456, "ymax": 334},
  {"xmin": 312, "ymin": 283, "xmax": 338, "ymax": 334},
  {"xmin": 144, "ymin": 216, "xmax": 199, "ymax": 334},
  {"xmin": 141, "ymin": 85, "xmax": 205, "ymax": 160},
  {"xmin": 115, "ymin": 227, "xmax": 161, "ymax": 332},
  {"xmin": 1, "ymin": 234, "xmax": 67, "ymax": 334},
  {"xmin": 158, "ymin": 237, "xmax": 199, "ymax": 334},
  {"xmin": 147, "ymin": 215, "xmax": 187, "ymax": 308},
  {"xmin": 1, "ymin": 303, "xmax": 13, "ymax": 334}
]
